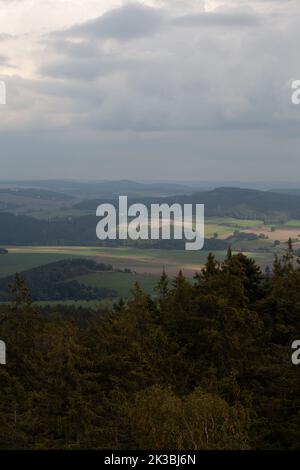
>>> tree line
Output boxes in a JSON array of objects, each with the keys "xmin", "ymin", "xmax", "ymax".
[
  {"xmin": 0, "ymin": 242, "xmax": 299, "ymax": 449},
  {"xmin": 0, "ymin": 259, "xmax": 116, "ymax": 301}
]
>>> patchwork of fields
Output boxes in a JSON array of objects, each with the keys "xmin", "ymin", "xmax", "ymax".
[
  {"xmin": 0, "ymin": 216, "xmax": 298, "ymax": 302},
  {"xmin": 0, "ymin": 245, "xmax": 273, "ymax": 277}
]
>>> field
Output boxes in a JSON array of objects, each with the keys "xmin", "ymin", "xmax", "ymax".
[
  {"xmin": 74, "ymin": 272, "xmax": 159, "ymax": 298},
  {"xmin": 0, "ymin": 245, "xmax": 276, "ymax": 301},
  {"xmin": 284, "ymin": 220, "xmax": 300, "ymax": 228},
  {"xmin": 0, "ymin": 247, "xmax": 212, "ymax": 278},
  {"xmin": 1, "ymin": 211, "xmax": 298, "ymax": 301},
  {"xmin": 26, "ymin": 209, "xmax": 93, "ymax": 220},
  {"xmin": 205, "ymin": 217, "xmax": 300, "ymax": 251},
  {"xmin": 0, "ymin": 216, "xmax": 298, "ymax": 300},
  {"xmin": 0, "ymin": 252, "xmax": 80, "ymax": 279},
  {"xmin": 1, "ymin": 245, "xmax": 274, "ymax": 278},
  {"xmin": 204, "ymin": 217, "xmax": 266, "ymax": 238}
]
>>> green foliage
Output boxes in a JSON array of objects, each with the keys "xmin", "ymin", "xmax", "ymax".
[
  {"xmin": 0, "ymin": 259, "xmax": 116, "ymax": 301},
  {"xmin": 129, "ymin": 385, "xmax": 249, "ymax": 450},
  {"xmin": 0, "ymin": 246, "xmax": 299, "ymax": 449}
]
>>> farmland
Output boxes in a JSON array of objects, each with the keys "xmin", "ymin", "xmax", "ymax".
[
  {"xmin": 1, "ymin": 213, "xmax": 296, "ymax": 280},
  {"xmin": 204, "ymin": 217, "xmax": 265, "ymax": 238},
  {"xmin": 73, "ymin": 272, "xmax": 159, "ymax": 298},
  {"xmin": 0, "ymin": 252, "xmax": 80, "ymax": 279},
  {"xmin": 0, "ymin": 245, "xmax": 274, "ymax": 279},
  {"xmin": 0, "ymin": 213, "xmax": 298, "ymax": 300}
]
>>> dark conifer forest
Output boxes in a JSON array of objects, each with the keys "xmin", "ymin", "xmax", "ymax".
[{"xmin": 0, "ymin": 243, "xmax": 299, "ymax": 450}]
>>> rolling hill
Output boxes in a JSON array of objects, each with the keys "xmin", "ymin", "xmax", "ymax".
[{"xmin": 74, "ymin": 187, "xmax": 300, "ymax": 222}]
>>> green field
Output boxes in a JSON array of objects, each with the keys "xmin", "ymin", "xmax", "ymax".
[
  {"xmin": 284, "ymin": 219, "xmax": 300, "ymax": 228},
  {"xmin": 204, "ymin": 217, "xmax": 266, "ymax": 238},
  {"xmin": 0, "ymin": 217, "xmax": 280, "ymax": 296},
  {"xmin": 0, "ymin": 246, "xmax": 276, "ymax": 303},
  {"xmin": 26, "ymin": 209, "xmax": 94, "ymax": 220},
  {"xmin": 74, "ymin": 272, "xmax": 159, "ymax": 298},
  {"xmin": 1, "ymin": 246, "xmax": 227, "ymax": 276},
  {"xmin": 0, "ymin": 252, "xmax": 80, "ymax": 279},
  {"xmin": 229, "ymin": 238, "xmax": 271, "ymax": 252},
  {"xmin": 0, "ymin": 211, "xmax": 281, "ymax": 300},
  {"xmin": 1, "ymin": 245, "xmax": 274, "ymax": 278},
  {"xmin": 206, "ymin": 217, "xmax": 265, "ymax": 228}
]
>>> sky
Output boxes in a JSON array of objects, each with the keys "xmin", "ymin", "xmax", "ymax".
[{"xmin": 0, "ymin": 0, "xmax": 300, "ymax": 181}]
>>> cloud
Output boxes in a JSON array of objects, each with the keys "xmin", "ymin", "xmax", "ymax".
[
  {"xmin": 0, "ymin": 55, "xmax": 8, "ymax": 63},
  {"xmin": 56, "ymin": 3, "xmax": 166, "ymax": 41},
  {"xmin": 173, "ymin": 9, "xmax": 260, "ymax": 28},
  {"xmin": 0, "ymin": 53, "xmax": 16, "ymax": 68},
  {"xmin": 39, "ymin": 54, "xmax": 144, "ymax": 80},
  {"xmin": 1, "ymin": 0, "xmax": 300, "ymax": 180},
  {"xmin": 149, "ymin": 0, "xmax": 204, "ymax": 14}
]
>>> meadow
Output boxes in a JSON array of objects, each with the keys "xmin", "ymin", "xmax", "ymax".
[
  {"xmin": 0, "ymin": 216, "xmax": 297, "ymax": 300},
  {"xmin": 204, "ymin": 217, "xmax": 266, "ymax": 238},
  {"xmin": 0, "ymin": 252, "xmax": 80, "ymax": 279},
  {"xmin": 73, "ymin": 272, "xmax": 159, "ymax": 298},
  {"xmin": 1, "ymin": 245, "xmax": 273, "ymax": 279}
]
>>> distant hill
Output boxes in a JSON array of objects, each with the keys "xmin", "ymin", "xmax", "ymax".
[
  {"xmin": 68, "ymin": 180, "xmax": 198, "ymax": 197},
  {"xmin": 0, "ymin": 259, "xmax": 117, "ymax": 301},
  {"xmin": 74, "ymin": 187, "xmax": 300, "ymax": 223},
  {"xmin": 169, "ymin": 187, "xmax": 300, "ymax": 221},
  {"xmin": 0, "ymin": 188, "xmax": 74, "ymax": 214},
  {"xmin": 1, "ymin": 187, "xmax": 300, "ymax": 246},
  {"xmin": 0, "ymin": 180, "xmax": 200, "ymax": 199},
  {"xmin": 0, "ymin": 212, "xmax": 227, "ymax": 250},
  {"xmin": 0, "ymin": 188, "xmax": 73, "ymax": 201},
  {"xmin": 270, "ymin": 188, "xmax": 300, "ymax": 197},
  {"xmin": 0, "ymin": 212, "xmax": 98, "ymax": 245}
]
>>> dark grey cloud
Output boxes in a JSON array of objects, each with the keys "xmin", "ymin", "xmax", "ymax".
[
  {"xmin": 40, "ymin": 4, "xmax": 260, "ymax": 83},
  {"xmin": 55, "ymin": 3, "xmax": 166, "ymax": 41},
  {"xmin": 39, "ymin": 54, "xmax": 143, "ymax": 80},
  {"xmin": 1, "ymin": 0, "xmax": 300, "ymax": 181},
  {"xmin": 42, "ymin": 38, "xmax": 101, "ymax": 59}
]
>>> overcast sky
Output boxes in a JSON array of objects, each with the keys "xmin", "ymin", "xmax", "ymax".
[{"xmin": 0, "ymin": 0, "xmax": 299, "ymax": 181}]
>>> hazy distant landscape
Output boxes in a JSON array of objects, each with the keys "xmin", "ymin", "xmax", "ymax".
[{"xmin": 1, "ymin": 179, "xmax": 300, "ymax": 305}]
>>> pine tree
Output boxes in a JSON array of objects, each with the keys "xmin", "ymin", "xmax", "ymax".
[
  {"xmin": 226, "ymin": 246, "xmax": 232, "ymax": 261},
  {"xmin": 9, "ymin": 273, "xmax": 32, "ymax": 312},
  {"xmin": 155, "ymin": 268, "xmax": 169, "ymax": 299}
]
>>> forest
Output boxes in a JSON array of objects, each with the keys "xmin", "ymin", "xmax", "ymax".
[
  {"xmin": 0, "ymin": 241, "xmax": 299, "ymax": 449},
  {"xmin": 0, "ymin": 259, "xmax": 117, "ymax": 301}
]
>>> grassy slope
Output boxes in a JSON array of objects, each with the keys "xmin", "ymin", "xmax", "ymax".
[
  {"xmin": 0, "ymin": 216, "xmax": 288, "ymax": 295},
  {"xmin": 26, "ymin": 209, "xmax": 94, "ymax": 220},
  {"xmin": 0, "ymin": 252, "xmax": 80, "ymax": 279},
  {"xmin": 74, "ymin": 272, "xmax": 159, "ymax": 298},
  {"xmin": 0, "ymin": 246, "xmax": 273, "ymax": 278},
  {"xmin": 284, "ymin": 220, "xmax": 300, "ymax": 228}
]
